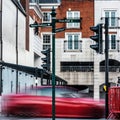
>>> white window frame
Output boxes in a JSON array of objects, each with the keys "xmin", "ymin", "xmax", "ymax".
[
  {"xmin": 66, "ymin": 11, "xmax": 80, "ymax": 28},
  {"xmin": 42, "ymin": 33, "xmax": 52, "ymax": 50},
  {"xmin": 42, "ymin": 12, "xmax": 51, "ymax": 23},
  {"xmin": 109, "ymin": 34, "xmax": 117, "ymax": 50},
  {"xmin": 104, "ymin": 10, "xmax": 117, "ymax": 27},
  {"xmin": 65, "ymin": 32, "xmax": 82, "ymax": 51}
]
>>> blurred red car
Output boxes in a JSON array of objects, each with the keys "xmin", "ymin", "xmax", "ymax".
[{"xmin": 1, "ymin": 86, "xmax": 105, "ymax": 118}]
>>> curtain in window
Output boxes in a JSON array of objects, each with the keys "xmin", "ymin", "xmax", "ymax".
[
  {"xmin": 68, "ymin": 35, "xmax": 72, "ymax": 49},
  {"xmin": 74, "ymin": 35, "xmax": 78, "ymax": 49},
  {"xmin": 105, "ymin": 11, "xmax": 116, "ymax": 27},
  {"xmin": 111, "ymin": 35, "xmax": 116, "ymax": 49},
  {"xmin": 68, "ymin": 12, "xmax": 72, "ymax": 27},
  {"xmin": 74, "ymin": 12, "xmax": 79, "ymax": 27},
  {"xmin": 43, "ymin": 34, "xmax": 51, "ymax": 50},
  {"xmin": 111, "ymin": 12, "xmax": 115, "ymax": 27}
]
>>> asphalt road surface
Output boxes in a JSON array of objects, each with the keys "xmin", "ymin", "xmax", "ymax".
[
  {"xmin": 0, "ymin": 115, "xmax": 105, "ymax": 120},
  {"xmin": 0, "ymin": 117, "xmax": 90, "ymax": 120}
]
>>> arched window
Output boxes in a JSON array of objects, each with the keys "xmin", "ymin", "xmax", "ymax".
[{"xmin": 100, "ymin": 59, "xmax": 120, "ymax": 72}]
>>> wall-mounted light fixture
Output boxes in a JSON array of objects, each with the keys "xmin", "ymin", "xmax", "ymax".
[{"xmin": 68, "ymin": 8, "xmax": 71, "ymax": 11}]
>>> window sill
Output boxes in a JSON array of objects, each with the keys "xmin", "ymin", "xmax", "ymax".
[
  {"xmin": 109, "ymin": 49, "xmax": 119, "ymax": 52},
  {"xmin": 64, "ymin": 49, "xmax": 82, "ymax": 52},
  {"xmin": 66, "ymin": 27, "xmax": 80, "ymax": 29}
]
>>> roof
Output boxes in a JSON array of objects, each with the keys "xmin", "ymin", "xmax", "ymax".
[
  {"xmin": 39, "ymin": 0, "xmax": 60, "ymax": 3},
  {"xmin": 12, "ymin": 0, "xmax": 26, "ymax": 15}
]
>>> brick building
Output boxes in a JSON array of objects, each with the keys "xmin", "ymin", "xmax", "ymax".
[
  {"xmin": 38, "ymin": 0, "xmax": 95, "ymax": 96},
  {"xmin": 29, "ymin": 0, "xmax": 120, "ymax": 99}
]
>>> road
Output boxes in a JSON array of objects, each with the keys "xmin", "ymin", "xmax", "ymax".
[
  {"xmin": 0, "ymin": 116, "xmax": 88, "ymax": 120},
  {"xmin": 0, "ymin": 115, "xmax": 105, "ymax": 120}
]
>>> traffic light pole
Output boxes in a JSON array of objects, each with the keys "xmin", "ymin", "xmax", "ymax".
[
  {"xmin": 51, "ymin": 7, "xmax": 56, "ymax": 120},
  {"xmin": 105, "ymin": 17, "xmax": 109, "ymax": 118}
]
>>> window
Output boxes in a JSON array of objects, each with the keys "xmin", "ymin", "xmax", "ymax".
[
  {"xmin": 42, "ymin": 12, "xmax": 51, "ymax": 23},
  {"xmin": 68, "ymin": 34, "xmax": 79, "ymax": 50},
  {"xmin": 109, "ymin": 34, "xmax": 116, "ymax": 50},
  {"xmin": 26, "ymin": 87, "xmax": 81, "ymax": 98},
  {"xmin": 100, "ymin": 59, "xmax": 120, "ymax": 72},
  {"xmin": 105, "ymin": 10, "xmax": 117, "ymax": 27},
  {"xmin": 67, "ymin": 11, "xmax": 80, "ymax": 28},
  {"xmin": 43, "ymin": 34, "xmax": 51, "ymax": 50},
  {"xmin": 111, "ymin": 35, "xmax": 116, "ymax": 49},
  {"xmin": 64, "ymin": 33, "xmax": 82, "ymax": 52},
  {"xmin": 61, "ymin": 62, "xmax": 94, "ymax": 72},
  {"xmin": 29, "ymin": 0, "xmax": 39, "ymax": 3}
]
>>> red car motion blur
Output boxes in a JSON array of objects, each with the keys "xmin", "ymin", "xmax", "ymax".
[{"xmin": 2, "ymin": 86, "xmax": 105, "ymax": 118}]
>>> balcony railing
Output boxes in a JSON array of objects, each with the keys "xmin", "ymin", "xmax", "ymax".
[
  {"xmin": 100, "ymin": 66, "xmax": 120, "ymax": 72},
  {"xmin": 64, "ymin": 40, "xmax": 82, "ymax": 52},
  {"xmin": 102, "ymin": 40, "xmax": 120, "ymax": 52},
  {"xmin": 29, "ymin": 0, "xmax": 39, "ymax": 4},
  {"xmin": 101, "ymin": 17, "xmax": 120, "ymax": 28},
  {"xmin": 61, "ymin": 66, "xmax": 94, "ymax": 72},
  {"xmin": 61, "ymin": 66, "xmax": 120, "ymax": 72}
]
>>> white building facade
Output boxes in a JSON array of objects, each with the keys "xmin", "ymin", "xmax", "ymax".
[
  {"xmin": 39, "ymin": 0, "xmax": 120, "ymax": 99},
  {"xmin": 93, "ymin": 0, "xmax": 120, "ymax": 99},
  {"xmin": 39, "ymin": 0, "xmax": 95, "ymax": 97},
  {"xmin": 0, "ymin": 0, "xmax": 37, "ymax": 95},
  {"xmin": 1, "ymin": 0, "xmax": 119, "ymax": 99}
]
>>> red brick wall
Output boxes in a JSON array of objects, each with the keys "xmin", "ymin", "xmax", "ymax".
[
  {"xmin": 20, "ymin": 0, "xmax": 30, "ymax": 51},
  {"xmin": 29, "ymin": 9, "xmax": 42, "ymax": 36},
  {"xmin": 40, "ymin": 0, "xmax": 94, "ymax": 39},
  {"xmin": 57, "ymin": 0, "xmax": 94, "ymax": 38}
]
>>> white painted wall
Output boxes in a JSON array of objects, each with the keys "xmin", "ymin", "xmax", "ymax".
[
  {"xmin": 2, "ymin": 0, "xmax": 16, "ymax": 63},
  {"xmin": 1, "ymin": 0, "xmax": 36, "ymax": 95},
  {"xmin": 55, "ymin": 37, "xmax": 94, "ymax": 85},
  {"xmin": 94, "ymin": 0, "xmax": 120, "ymax": 99},
  {"xmin": 54, "ymin": 0, "xmax": 120, "ymax": 99}
]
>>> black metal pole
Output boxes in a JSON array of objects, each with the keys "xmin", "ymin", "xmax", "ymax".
[
  {"xmin": 51, "ymin": 7, "xmax": 56, "ymax": 120},
  {"xmin": 16, "ymin": 8, "xmax": 18, "ymax": 94},
  {"xmin": 0, "ymin": 0, "xmax": 2, "ymax": 95},
  {"xmin": 105, "ymin": 17, "xmax": 109, "ymax": 118}
]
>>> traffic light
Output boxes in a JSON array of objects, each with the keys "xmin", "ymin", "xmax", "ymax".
[
  {"xmin": 41, "ymin": 48, "xmax": 50, "ymax": 71},
  {"xmin": 90, "ymin": 24, "xmax": 103, "ymax": 54}
]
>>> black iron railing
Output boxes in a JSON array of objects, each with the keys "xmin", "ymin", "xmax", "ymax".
[
  {"xmin": 61, "ymin": 66, "xmax": 94, "ymax": 72},
  {"xmin": 29, "ymin": 0, "xmax": 39, "ymax": 4},
  {"xmin": 100, "ymin": 66, "xmax": 120, "ymax": 72},
  {"xmin": 64, "ymin": 40, "xmax": 82, "ymax": 52},
  {"xmin": 101, "ymin": 17, "xmax": 120, "ymax": 28}
]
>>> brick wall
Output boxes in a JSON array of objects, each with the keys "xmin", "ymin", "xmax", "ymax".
[
  {"xmin": 40, "ymin": 0, "xmax": 94, "ymax": 39},
  {"xmin": 20, "ymin": 0, "xmax": 30, "ymax": 50},
  {"xmin": 56, "ymin": 0, "xmax": 94, "ymax": 38}
]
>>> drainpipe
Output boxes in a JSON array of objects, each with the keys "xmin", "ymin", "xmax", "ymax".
[
  {"xmin": 0, "ymin": 0, "xmax": 3, "ymax": 95},
  {"xmin": 16, "ymin": 8, "xmax": 18, "ymax": 94}
]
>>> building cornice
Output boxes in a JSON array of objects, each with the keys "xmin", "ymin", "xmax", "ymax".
[
  {"xmin": 29, "ymin": 3, "xmax": 43, "ymax": 19},
  {"xmin": 39, "ymin": 3, "xmax": 60, "ymax": 9},
  {"xmin": 11, "ymin": 0, "xmax": 26, "ymax": 16}
]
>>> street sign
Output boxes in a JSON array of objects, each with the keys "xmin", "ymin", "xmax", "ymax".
[
  {"xmin": 56, "ymin": 19, "xmax": 81, "ymax": 23},
  {"xmin": 55, "ymin": 27, "xmax": 65, "ymax": 33},
  {"xmin": 29, "ymin": 23, "xmax": 52, "ymax": 27}
]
